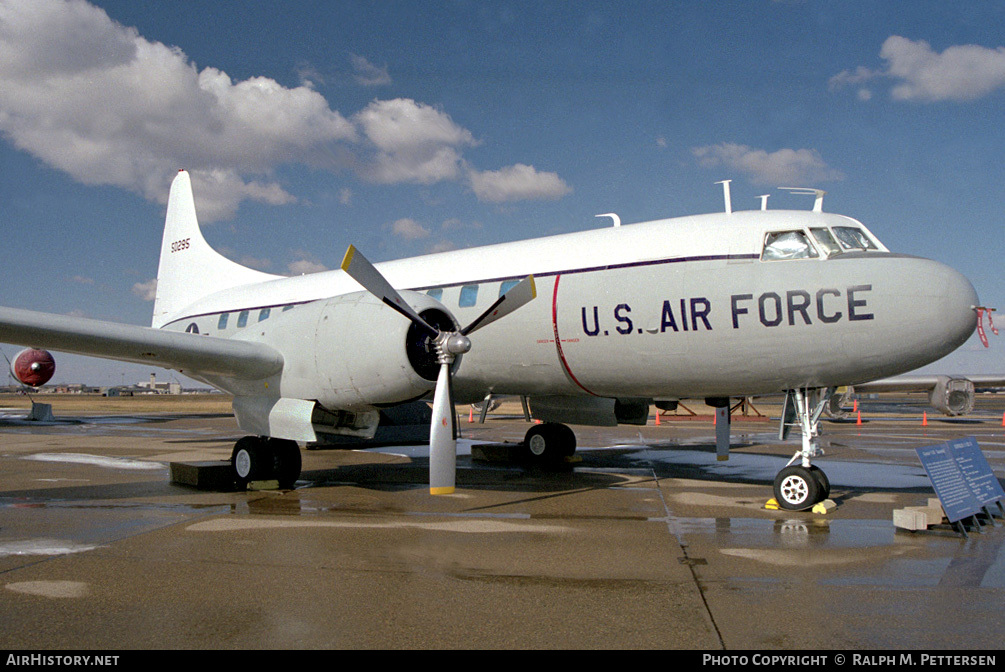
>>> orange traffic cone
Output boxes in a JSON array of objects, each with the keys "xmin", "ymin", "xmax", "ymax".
[
  {"xmin": 856, "ymin": 409, "xmax": 862, "ymax": 425},
  {"xmin": 468, "ymin": 407, "xmax": 474, "ymax": 423},
  {"xmin": 922, "ymin": 411, "xmax": 928, "ymax": 427},
  {"xmin": 1001, "ymin": 411, "xmax": 1004, "ymax": 427}
]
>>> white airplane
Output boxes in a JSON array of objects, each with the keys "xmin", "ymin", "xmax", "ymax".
[{"xmin": 0, "ymin": 171, "xmax": 982, "ymax": 510}]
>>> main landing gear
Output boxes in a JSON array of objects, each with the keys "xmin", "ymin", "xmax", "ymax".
[
  {"xmin": 522, "ymin": 422, "xmax": 577, "ymax": 464},
  {"xmin": 773, "ymin": 387, "xmax": 834, "ymax": 511},
  {"xmin": 231, "ymin": 436, "xmax": 302, "ymax": 490}
]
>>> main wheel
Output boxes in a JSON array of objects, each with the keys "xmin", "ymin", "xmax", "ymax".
[
  {"xmin": 232, "ymin": 436, "xmax": 268, "ymax": 489},
  {"xmin": 773, "ymin": 465, "xmax": 821, "ymax": 511},
  {"xmin": 270, "ymin": 438, "xmax": 302, "ymax": 489},
  {"xmin": 523, "ymin": 423, "xmax": 576, "ymax": 463}
]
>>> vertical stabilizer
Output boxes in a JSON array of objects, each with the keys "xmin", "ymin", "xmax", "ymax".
[{"xmin": 152, "ymin": 170, "xmax": 281, "ymax": 328}]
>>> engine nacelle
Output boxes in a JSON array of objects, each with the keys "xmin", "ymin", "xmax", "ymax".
[
  {"xmin": 270, "ymin": 290, "xmax": 457, "ymax": 411},
  {"xmin": 10, "ymin": 348, "xmax": 55, "ymax": 387},
  {"xmin": 929, "ymin": 375, "xmax": 975, "ymax": 416},
  {"xmin": 825, "ymin": 386, "xmax": 855, "ymax": 419}
]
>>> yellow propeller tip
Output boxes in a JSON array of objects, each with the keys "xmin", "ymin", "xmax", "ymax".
[
  {"xmin": 430, "ymin": 486, "xmax": 455, "ymax": 495},
  {"xmin": 340, "ymin": 245, "xmax": 356, "ymax": 271}
]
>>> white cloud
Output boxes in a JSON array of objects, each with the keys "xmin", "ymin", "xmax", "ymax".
[
  {"xmin": 287, "ymin": 259, "xmax": 328, "ymax": 275},
  {"xmin": 831, "ymin": 36, "xmax": 1005, "ymax": 102},
  {"xmin": 353, "ymin": 98, "xmax": 476, "ymax": 184},
  {"xmin": 692, "ymin": 143, "xmax": 844, "ymax": 186},
  {"xmin": 351, "ymin": 54, "xmax": 391, "ymax": 86},
  {"xmin": 0, "ymin": 0, "xmax": 572, "ymax": 217},
  {"xmin": 468, "ymin": 164, "xmax": 573, "ymax": 203},
  {"xmin": 391, "ymin": 217, "xmax": 431, "ymax": 240},
  {"xmin": 0, "ymin": 0, "xmax": 355, "ymax": 221},
  {"xmin": 131, "ymin": 278, "xmax": 157, "ymax": 301}
]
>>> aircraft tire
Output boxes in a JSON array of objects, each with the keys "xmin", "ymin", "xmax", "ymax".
[
  {"xmin": 523, "ymin": 423, "xmax": 575, "ymax": 463},
  {"xmin": 773, "ymin": 465, "xmax": 821, "ymax": 511},
  {"xmin": 270, "ymin": 438, "xmax": 302, "ymax": 489},
  {"xmin": 232, "ymin": 436, "xmax": 268, "ymax": 489},
  {"xmin": 808, "ymin": 465, "xmax": 830, "ymax": 501}
]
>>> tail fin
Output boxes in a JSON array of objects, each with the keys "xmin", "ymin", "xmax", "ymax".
[{"xmin": 152, "ymin": 170, "xmax": 280, "ymax": 328}]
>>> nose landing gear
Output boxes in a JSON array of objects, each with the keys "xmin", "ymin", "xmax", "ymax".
[{"xmin": 773, "ymin": 388, "xmax": 835, "ymax": 511}]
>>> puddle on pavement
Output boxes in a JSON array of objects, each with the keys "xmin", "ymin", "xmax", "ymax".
[{"xmin": 677, "ymin": 515, "xmax": 1005, "ymax": 589}]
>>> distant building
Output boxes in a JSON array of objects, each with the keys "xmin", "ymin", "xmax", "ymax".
[{"xmin": 136, "ymin": 373, "xmax": 182, "ymax": 395}]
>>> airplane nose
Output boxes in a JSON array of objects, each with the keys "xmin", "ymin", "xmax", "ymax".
[{"xmin": 919, "ymin": 259, "xmax": 979, "ymax": 357}]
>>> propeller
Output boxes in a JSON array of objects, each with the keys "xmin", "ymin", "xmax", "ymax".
[{"xmin": 341, "ymin": 245, "xmax": 536, "ymax": 494}]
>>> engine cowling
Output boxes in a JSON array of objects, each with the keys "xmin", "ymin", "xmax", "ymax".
[
  {"xmin": 929, "ymin": 375, "xmax": 975, "ymax": 416},
  {"xmin": 10, "ymin": 348, "xmax": 55, "ymax": 387},
  {"xmin": 267, "ymin": 290, "xmax": 457, "ymax": 411}
]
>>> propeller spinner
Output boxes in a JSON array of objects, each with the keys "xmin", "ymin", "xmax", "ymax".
[{"xmin": 341, "ymin": 245, "xmax": 535, "ymax": 494}]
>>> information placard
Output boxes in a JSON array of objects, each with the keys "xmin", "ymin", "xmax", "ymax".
[
  {"xmin": 945, "ymin": 436, "xmax": 1005, "ymax": 508},
  {"xmin": 915, "ymin": 442, "xmax": 983, "ymax": 523}
]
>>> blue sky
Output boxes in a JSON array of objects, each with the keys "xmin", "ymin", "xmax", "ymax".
[{"xmin": 0, "ymin": 0, "xmax": 1002, "ymax": 385}]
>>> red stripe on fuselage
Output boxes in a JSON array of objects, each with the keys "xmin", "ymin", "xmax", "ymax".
[{"xmin": 551, "ymin": 274, "xmax": 596, "ymax": 396}]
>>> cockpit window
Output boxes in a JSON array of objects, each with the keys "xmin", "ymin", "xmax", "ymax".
[
  {"xmin": 761, "ymin": 231, "xmax": 819, "ymax": 261},
  {"xmin": 832, "ymin": 226, "xmax": 878, "ymax": 251},
  {"xmin": 809, "ymin": 228, "xmax": 842, "ymax": 256}
]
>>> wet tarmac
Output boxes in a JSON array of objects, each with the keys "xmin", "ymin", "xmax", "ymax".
[{"xmin": 1, "ymin": 396, "xmax": 1004, "ymax": 650}]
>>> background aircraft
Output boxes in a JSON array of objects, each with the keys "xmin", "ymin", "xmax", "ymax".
[
  {"xmin": 827, "ymin": 373, "xmax": 1005, "ymax": 418},
  {"xmin": 0, "ymin": 171, "xmax": 981, "ymax": 510}
]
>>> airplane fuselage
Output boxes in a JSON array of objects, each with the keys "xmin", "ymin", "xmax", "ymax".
[{"xmin": 158, "ymin": 209, "xmax": 977, "ymax": 408}]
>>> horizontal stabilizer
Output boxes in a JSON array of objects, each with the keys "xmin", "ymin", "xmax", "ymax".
[{"xmin": 0, "ymin": 306, "xmax": 283, "ymax": 379}]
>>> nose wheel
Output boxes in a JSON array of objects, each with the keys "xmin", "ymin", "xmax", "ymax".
[{"xmin": 773, "ymin": 465, "xmax": 830, "ymax": 510}]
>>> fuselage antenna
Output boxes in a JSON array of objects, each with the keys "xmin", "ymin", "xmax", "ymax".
[
  {"xmin": 715, "ymin": 180, "xmax": 732, "ymax": 214},
  {"xmin": 595, "ymin": 213, "xmax": 621, "ymax": 228},
  {"xmin": 779, "ymin": 187, "xmax": 826, "ymax": 213}
]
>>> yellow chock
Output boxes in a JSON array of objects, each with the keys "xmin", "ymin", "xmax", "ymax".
[
  {"xmin": 764, "ymin": 498, "xmax": 780, "ymax": 510},
  {"xmin": 812, "ymin": 499, "xmax": 837, "ymax": 515}
]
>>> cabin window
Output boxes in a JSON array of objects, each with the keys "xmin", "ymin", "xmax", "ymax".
[
  {"xmin": 427, "ymin": 288, "xmax": 443, "ymax": 301},
  {"xmin": 217, "ymin": 313, "xmax": 229, "ymax": 330},
  {"xmin": 259, "ymin": 308, "xmax": 271, "ymax": 322},
  {"xmin": 833, "ymin": 226, "xmax": 878, "ymax": 251},
  {"xmin": 459, "ymin": 284, "xmax": 479, "ymax": 307},
  {"xmin": 809, "ymin": 228, "xmax": 842, "ymax": 256},
  {"xmin": 282, "ymin": 304, "xmax": 294, "ymax": 311},
  {"xmin": 761, "ymin": 231, "xmax": 819, "ymax": 261},
  {"xmin": 237, "ymin": 310, "xmax": 249, "ymax": 328},
  {"xmin": 499, "ymin": 280, "xmax": 520, "ymax": 297}
]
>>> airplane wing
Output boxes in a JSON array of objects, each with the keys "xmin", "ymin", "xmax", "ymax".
[
  {"xmin": 0, "ymin": 306, "xmax": 283, "ymax": 379},
  {"xmin": 853, "ymin": 374, "xmax": 1005, "ymax": 393}
]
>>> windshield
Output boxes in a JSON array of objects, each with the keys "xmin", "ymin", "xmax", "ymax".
[
  {"xmin": 832, "ymin": 226, "xmax": 878, "ymax": 251},
  {"xmin": 809, "ymin": 228, "xmax": 842, "ymax": 256},
  {"xmin": 762, "ymin": 231, "xmax": 819, "ymax": 261}
]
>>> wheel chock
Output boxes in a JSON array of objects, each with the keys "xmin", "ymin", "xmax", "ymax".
[
  {"xmin": 811, "ymin": 499, "xmax": 837, "ymax": 515},
  {"xmin": 764, "ymin": 498, "xmax": 836, "ymax": 513}
]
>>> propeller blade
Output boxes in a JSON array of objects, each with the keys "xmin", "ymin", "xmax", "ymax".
[
  {"xmin": 428, "ymin": 361, "xmax": 456, "ymax": 495},
  {"xmin": 341, "ymin": 245, "xmax": 437, "ymax": 334},
  {"xmin": 461, "ymin": 275, "xmax": 536, "ymax": 336}
]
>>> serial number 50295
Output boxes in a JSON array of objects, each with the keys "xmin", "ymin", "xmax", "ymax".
[{"xmin": 171, "ymin": 238, "xmax": 190, "ymax": 253}]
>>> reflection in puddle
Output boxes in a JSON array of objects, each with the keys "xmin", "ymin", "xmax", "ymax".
[{"xmin": 679, "ymin": 515, "xmax": 1005, "ymax": 589}]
